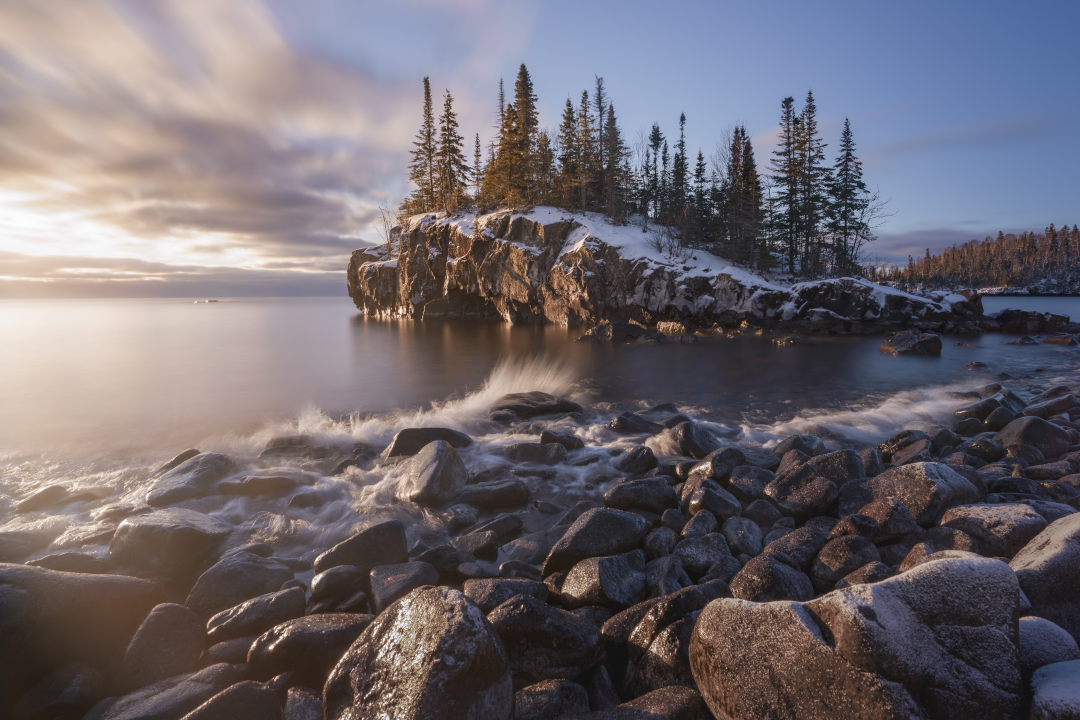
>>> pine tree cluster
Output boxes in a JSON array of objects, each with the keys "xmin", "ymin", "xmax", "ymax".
[
  {"xmin": 880, "ymin": 224, "xmax": 1080, "ymax": 291},
  {"xmin": 401, "ymin": 67, "xmax": 884, "ymax": 278}
]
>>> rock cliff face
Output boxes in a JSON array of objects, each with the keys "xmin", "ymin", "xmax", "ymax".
[{"xmin": 347, "ymin": 208, "xmax": 984, "ymax": 335}]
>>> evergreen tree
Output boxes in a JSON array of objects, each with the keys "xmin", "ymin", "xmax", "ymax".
[
  {"xmin": 827, "ymin": 118, "xmax": 869, "ymax": 271},
  {"xmin": 473, "ymin": 133, "xmax": 483, "ymax": 205},
  {"xmin": 646, "ymin": 123, "xmax": 664, "ymax": 220},
  {"xmin": 512, "ymin": 64, "xmax": 538, "ymax": 202},
  {"xmin": 536, "ymin": 129, "xmax": 556, "ymax": 205},
  {"xmin": 672, "ymin": 113, "xmax": 688, "ymax": 219},
  {"xmin": 594, "ymin": 76, "xmax": 608, "ymax": 201},
  {"xmin": 797, "ymin": 90, "xmax": 831, "ymax": 277},
  {"xmin": 405, "ymin": 77, "xmax": 437, "ymax": 213},
  {"xmin": 602, "ymin": 104, "xmax": 628, "ymax": 221},
  {"xmin": 555, "ymin": 98, "xmax": 579, "ymax": 209},
  {"xmin": 769, "ymin": 96, "xmax": 799, "ymax": 273},
  {"xmin": 436, "ymin": 89, "xmax": 469, "ymax": 213},
  {"xmin": 575, "ymin": 90, "xmax": 596, "ymax": 210}
]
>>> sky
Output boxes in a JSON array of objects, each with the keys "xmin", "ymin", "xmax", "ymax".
[{"xmin": 0, "ymin": 0, "xmax": 1077, "ymax": 298}]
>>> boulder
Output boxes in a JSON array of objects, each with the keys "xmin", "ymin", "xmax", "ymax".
[
  {"xmin": 880, "ymin": 330, "xmax": 943, "ymax": 355},
  {"xmin": 612, "ymin": 445, "xmax": 658, "ymax": 475},
  {"xmin": 560, "ymin": 686, "xmax": 710, "ymax": 719},
  {"xmin": 561, "ymin": 550, "xmax": 648, "ymax": 609},
  {"xmin": 689, "ymin": 447, "xmax": 747, "ymax": 481},
  {"xmin": 450, "ymin": 479, "xmax": 529, "ymax": 508},
  {"xmin": 369, "ymin": 561, "xmax": 439, "ymax": 614},
  {"xmin": 185, "ymin": 552, "xmax": 294, "ymax": 617},
  {"xmin": 313, "ymin": 520, "xmax": 408, "ymax": 575},
  {"xmin": 502, "ymin": 442, "xmax": 568, "ymax": 465},
  {"xmin": 540, "ymin": 429, "xmax": 585, "ymax": 451},
  {"xmin": 610, "ymin": 413, "xmax": 664, "ymax": 434},
  {"xmin": 720, "ymin": 517, "xmax": 763, "ymax": 557},
  {"xmin": 0, "ymin": 563, "xmax": 164, "ymax": 710},
  {"xmin": 835, "ymin": 561, "xmax": 895, "ymax": 589},
  {"xmin": 542, "ymin": 509, "xmax": 650, "ymax": 577},
  {"xmin": 463, "ymin": 578, "xmax": 548, "ymax": 613},
  {"xmin": 774, "ymin": 436, "xmax": 826, "ymax": 458},
  {"xmin": 26, "ymin": 552, "xmax": 111, "ymax": 574},
  {"xmin": 205, "ymin": 587, "xmax": 306, "ymax": 644},
  {"xmin": 810, "ymin": 536, "xmax": 881, "ymax": 593},
  {"xmin": 857, "ymin": 496, "xmax": 917, "ymax": 543},
  {"xmin": 283, "ymin": 688, "xmax": 321, "ymax": 720},
  {"xmin": 877, "ymin": 430, "xmax": 930, "ymax": 460},
  {"xmin": 646, "ymin": 555, "xmax": 692, "ymax": 597},
  {"xmin": 644, "ymin": 526, "xmax": 679, "ymax": 559},
  {"xmin": 764, "ymin": 465, "xmax": 839, "ymax": 521},
  {"xmin": 97, "ymin": 664, "xmax": 241, "ymax": 720},
  {"xmin": 603, "ymin": 478, "xmax": 678, "ymax": 514},
  {"xmin": 487, "ymin": 593, "xmax": 602, "ymax": 683},
  {"xmin": 145, "ymin": 453, "xmax": 230, "ymax": 507},
  {"xmin": 1011, "ymin": 513, "xmax": 1080, "ymax": 643},
  {"xmin": 123, "ymin": 603, "xmax": 206, "ymax": 689},
  {"xmin": 1018, "ymin": 616, "xmax": 1080, "ymax": 681},
  {"xmin": 310, "ymin": 565, "xmax": 364, "ymax": 603},
  {"xmin": 1028, "ymin": 659, "xmax": 1080, "ymax": 720},
  {"xmin": 490, "ymin": 392, "xmax": 582, "ymax": 423},
  {"xmin": 513, "ymin": 679, "xmax": 589, "ymax": 720},
  {"xmin": 627, "ymin": 616, "xmax": 698, "ymax": 698},
  {"xmin": 645, "ymin": 422, "xmax": 721, "ymax": 460},
  {"xmin": 728, "ymin": 466, "xmax": 773, "ymax": 502},
  {"xmin": 730, "ymin": 552, "xmax": 814, "ymax": 602},
  {"xmin": 690, "ymin": 557, "xmax": 1022, "ymax": 720},
  {"xmin": 9, "ymin": 662, "xmax": 104, "ymax": 720},
  {"xmin": 626, "ymin": 581, "xmax": 731, "ymax": 667},
  {"xmin": 996, "ymin": 417, "xmax": 1074, "ymax": 462},
  {"xmin": 940, "ymin": 503, "xmax": 1048, "ymax": 558},
  {"xmin": 687, "ymin": 485, "xmax": 742, "ymax": 521},
  {"xmin": 179, "ymin": 680, "xmax": 282, "ymax": 720},
  {"xmin": 673, "ymin": 534, "xmax": 732, "ymax": 577},
  {"xmin": 248, "ymin": 613, "xmax": 373, "ymax": 688},
  {"xmin": 109, "ymin": 509, "xmax": 231, "ymax": 574},
  {"xmin": 761, "ymin": 525, "xmax": 830, "ymax": 573},
  {"xmin": 396, "ymin": 440, "xmax": 468, "ymax": 506},
  {"xmin": 838, "ymin": 462, "xmax": 981, "ymax": 527},
  {"xmin": 680, "ymin": 509, "xmax": 718, "ymax": 540},
  {"xmin": 382, "ymin": 427, "xmax": 472, "ymax": 457},
  {"xmin": 806, "ymin": 450, "xmax": 866, "ymax": 486}
]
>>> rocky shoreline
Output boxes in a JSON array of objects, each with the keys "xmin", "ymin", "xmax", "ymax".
[{"xmin": 4, "ymin": 375, "xmax": 1080, "ymax": 719}]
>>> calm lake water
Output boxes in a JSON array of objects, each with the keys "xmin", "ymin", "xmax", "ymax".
[{"xmin": 1, "ymin": 294, "xmax": 1077, "ymax": 562}]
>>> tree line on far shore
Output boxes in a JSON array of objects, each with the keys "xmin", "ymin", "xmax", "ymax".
[
  {"xmin": 877, "ymin": 224, "xmax": 1080, "ymax": 290},
  {"xmin": 398, "ymin": 64, "xmax": 889, "ymax": 279}
]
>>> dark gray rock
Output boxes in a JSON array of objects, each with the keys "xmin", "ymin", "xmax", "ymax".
[
  {"xmin": 179, "ymin": 680, "xmax": 282, "ymax": 720},
  {"xmin": 730, "ymin": 552, "xmax": 813, "ymax": 602},
  {"xmin": 646, "ymin": 556, "xmax": 691, "ymax": 597},
  {"xmin": 1006, "ymin": 443, "xmax": 1046, "ymax": 466},
  {"xmin": 721, "ymin": 517, "xmax": 763, "ymax": 557},
  {"xmin": 857, "ymin": 496, "xmax": 917, "ymax": 543},
  {"xmin": 688, "ymin": 447, "xmax": 746, "ymax": 481},
  {"xmin": 610, "ymin": 413, "xmax": 664, "ymax": 434},
  {"xmin": 612, "ymin": 446, "xmax": 658, "ymax": 475},
  {"xmin": 878, "ymin": 429, "xmax": 931, "ymax": 460},
  {"xmin": 313, "ymin": 520, "xmax": 407, "ymax": 575},
  {"xmin": 834, "ymin": 560, "xmax": 894, "ymax": 588},
  {"xmin": 603, "ymin": 478, "xmax": 678, "ymax": 514},
  {"xmin": 249, "ymin": 613, "xmax": 373, "ymax": 688},
  {"xmin": 690, "ymin": 557, "xmax": 1022, "ymax": 720},
  {"xmin": 562, "ymin": 550, "xmax": 648, "ymax": 609},
  {"xmin": 310, "ymin": 565, "xmax": 364, "ymax": 603},
  {"xmin": 775, "ymin": 435, "xmax": 826, "ymax": 457},
  {"xmin": 283, "ymin": 687, "xmax": 321, "ymax": 720},
  {"xmin": 487, "ymin": 593, "xmax": 602, "ymax": 683},
  {"xmin": 644, "ymin": 527, "xmax": 679, "ymax": 559},
  {"xmin": 382, "ymin": 427, "xmax": 472, "ymax": 457},
  {"xmin": 542, "ymin": 508, "xmax": 650, "ymax": 577},
  {"xmin": 513, "ymin": 679, "xmax": 589, "ymax": 720},
  {"xmin": 396, "ymin": 440, "xmax": 468, "ymax": 506},
  {"xmin": 146, "ymin": 453, "xmax": 230, "ymax": 508},
  {"xmin": 109, "ymin": 509, "xmax": 231, "ymax": 574},
  {"xmin": 645, "ymin": 422, "xmax": 721, "ymax": 460},
  {"xmin": 957, "ymin": 436, "xmax": 1004, "ymax": 463},
  {"xmin": 984, "ymin": 407, "xmax": 1016, "ymax": 432},
  {"xmin": 10, "ymin": 662, "xmax": 104, "ymax": 720},
  {"xmin": 810, "ymin": 536, "xmax": 881, "ymax": 593},
  {"xmin": 807, "ymin": 450, "xmax": 865, "ymax": 486},
  {"xmin": 954, "ymin": 417, "xmax": 987, "ymax": 436},
  {"xmin": 687, "ymin": 486, "xmax": 742, "ymax": 521},
  {"xmin": 450, "ymin": 479, "xmax": 529, "ymax": 508},
  {"xmin": 503, "ymin": 526, "xmax": 568, "ymax": 566},
  {"xmin": 99, "ymin": 664, "xmax": 241, "ymax": 720},
  {"xmin": 1018, "ymin": 616, "xmax": 1080, "ymax": 681},
  {"xmin": 26, "ymin": 552, "xmax": 111, "ymax": 574},
  {"xmin": 727, "ymin": 466, "xmax": 773, "ymax": 503},
  {"xmin": 826, "ymin": 513, "xmax": 879, "ymax": 542},
  {"xmin": 742, "ymin": 499, "xmax": 783, "ymax": 527},
  {"xmin": 369, "ymin": 561, "xmax": 439, "ymax": 614},
  {"xmin": 123, "ymin": 603, "xmax": 206, "ymax": 689},
  {"xmin": 858, "ymin": 448, "xmax": 886, "ymax": 477},
  {"xmin": 540, "ymin": 430, "xmax": 584, "ymax": 452},
  {"xmin": 463, "ymin": 578, "xmax": 548, "ymax": 613},
  {"xmin": 761, "ymin": 525, "xmax": 830, "ymax": 573},
  {"xmin": 940, "ymin": 503, "xmax": 1048, "ymax": 558},
  {"xmin": 451, "ymin": 530, "xmax": 500, "ymax": 560},
  {"xmin": 1011, "ymin": 513, "xmax": 1080, "ymax": 644},
  {"xmin": 679, "ymin": 509, "xmax": 717, "ymax": 540},
  {"xmin": 673, "ymin": 533, "xmax": 732, "ymax": 576},
  {"xmin": 185, "ymin": 552, "xmax": 294, "ymax": 617},
  {"xmin": 490, "ymin": 392, "xmax": 582, "ymax": 423},
  {"xmin": 996, "ymin": 416, "xmax": 1074, "ymax": 461},
  {"xmin": 626, "ymin": 581, "xmax": 731, "ymax": 667},
  {"xmin": 764, "ymin": 465, "xmax": 838, "ymax": 522},
  {"xmin": 627, "ymin": 616, "xmax": 698, "ymax": 698},
  {"xmin": 205, "ymin": 636, "xmax": 253, "ymax": 665},
  {"xmin": 838, "ymin": 462, "xmax": 981, "ymax": 527},
  {"xmin": 205, "ymin": 587, "xmax": 306, "ymax": 644},
  {"xmin": 502, "ymin": 442, "xmax": 568, "ymax": 465}
]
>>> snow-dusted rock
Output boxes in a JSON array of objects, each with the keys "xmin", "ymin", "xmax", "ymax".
[
  {"xmin": 1029, "ymin": 660, "xmax": 1080, "ymax": 720},
  {"xmin": 1011, "ymin": 513, "xmax": 1080, "ymax": 644},
  {"xmin": 1019, "ymin": 617, "xmax": 1080, "ymax": 680},
  {"xmin": 839, "ymin": 462, "xmax": 981, "ymax": 527}
]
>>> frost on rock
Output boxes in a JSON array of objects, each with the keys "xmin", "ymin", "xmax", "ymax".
[{"xmin": 347, "ymin": 207, "xmax": 984, "ymax": 334}]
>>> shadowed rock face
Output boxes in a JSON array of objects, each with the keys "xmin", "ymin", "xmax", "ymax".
[{"xmin": 347, "ymin": 210, "xmax": 982, "ymax": 334}]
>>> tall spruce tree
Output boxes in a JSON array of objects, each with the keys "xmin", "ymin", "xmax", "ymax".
[
  {"xmin": 827, "ymin": 118, "xmax": 869, "ymax": 271},
  {"xmin": 436, "ymin": 89, "xmax": 469, "ymax": 213},
  {"xmin": 575, "ymin": 90, "xmax": 596, "ymax": 210},
  {"xmin": 769, "ymin": 96, "xmax": 799, "ymax": 273},
  {"xmin": 672, "ymin": 113, "xmax": 688, "ymax": 219},
  {"xmin": 473, "ymin": 133, "xmax": 483, "ymax": 205},
  {"xmin": 602, "ymin": 104, "xmax": 627, "ymax": 221},
  {"xmin": 593, "ymin": 76, "xmax": 608, "ymax": 202},
  {"xmin": 797, "ymin": 90, "xmax": 831, "ymax": 277},
  {"xmin": 646, "ymin": 123, "xmax": 664, "ymax": 220},
  {"xmin": 556, "ymin": 97, "xmax": 579, "ymax": 209},
  {"xmin": 512, "ymin": 64, "xmax": 538, "ymax": 202},
  {"xmin": 406, "ymin": 77, "xmax": 437, "ymax": 213}
]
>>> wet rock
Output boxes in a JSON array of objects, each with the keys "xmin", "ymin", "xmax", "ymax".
[
  {"xmin": 490, "ymin": 392, "xmax": 583, "ymax": 423},
  {"xmin": 877, "ymin": 429, "xmax": 930, "ymax": 460},
  {"xmin": 122, "ymin": 603, "xmax": 206, "ymax": 689},
  {"xmin": 764, "ymin": 464, "xmax": 838, "ymax": 522},
  {"xmin": 154, "ymin": 449, "xmax": 201, "ymax": 477},
  {"xmin": 627, "ymin": 616, "xmax": 698, "ymax": 698},
  {"xmin": 858, "ymin": 448, "xmax": 885, "ymax": 477},
  {"xmin": 0, "ymin": 563, "xmax": 165, "ymax": 710},
  {"xmin": 645, "ymin": 422, "xmax": 721, "ymax": 460},
  {"xmin": 205, "ymin": 636, "xmax": 254, "ymax": 665},
  {"xmin": 217, "ymin": 475, "xmax": 298, "ymax": 497},
  {"xmin": 957, "ymin": 436, "xmax": 1005, "ymax": 463},
  {"xmin": 730, "ymin": 551, "xmax": 813, "ymax": 602},
  {"xmin": 562, "ymin": 550, "xmax": 648, "ymax": 609},
  {"xmin": 513, "ymin": 679, "xmax": 589, "ymax": 720},
  {"xmin": 660, "ymin": 508, "xmax": 689, "ymax": 533},
  {"xmin": 857, "ymin": 496, "xmax": 917, "ymax": 543},
  {"xmin": 687, "ymin": 485, "xmax": 741, "ymax": 522},
  {"xmin": 834, "ymin": 560, "xmax": 894, "ymax": 588},
  {"xmin": 680, "ymin": 509, "xmax": 717, "ymax": 540},
  {"xmin": 727, "ymin": 466, "xmax": 772, "ymax": 502},
  {"xmin": 15, "ymin": 485, "xmax": 72, "ymax": 514},
  {"xmin": 612, "ymin": 445, "xmax": 658, "ymax": 475},
  {"xmin": 775, "ymin": 435, "xmax": 827, "ymax": 458},
  {"xmin": 185, "ymin": 552, "xmax": 294, "ymax": 617},
  {"xmin": 984, "ymin": 407, "xmax": 1017, "ymax": 432},
  {"xmin": 646, "ymin": 556, "xmax": 692, "ymax": 597},
  {"xmin": 249, "ymin": 613, "xmax": 373, "ymax": 689},
  {"xmin": 206, "ymin": 587, "xmax": 306, "ymax": 644},
  {"xmin": 954, "ymin": 417, "xmax": 988, "ymax": 436},
  {"xmin": 690, "ymin": 556, "xmax": 1021, "ymax": 720},
  {"xmin": 26, "ymin": 552, "xmax": 111, "ymax": 574},
  {"xmin": 396, "ymin": 440, "xmax": 468, "ymax": 506},
  {"xmin": 838, "ymin": 462, "xmax": 981, "ymax": 527},
  {"xmin": 540, "ymin": 429, "xmax": 584, "ymax": 452},
  {"xmin": 98, "ymin": 664, "xmax": 241, "ymax": 720},
  {"xmin": 673, "ymin": 533, "xmax": 732, "ymax": 576},
  {"xmin": 145, "ymin": 453, "xmax": 230, "ymax": 507},
  {"xmin": 180, "ymin": 680, "xmax": 282, "ymax": 720},
  {"xmin": 503, "ymin": 442, "xmax": 568, "ymax": 466},
  {"xmin": 940, "ymin": 503, "xmax": 1048, "ymax": 558},
  {"xmin": 1019, "ymin": 617, "xmax": 1080, "ymax": 682},
  {"xmin": 313, "ymin": 519, "xmax": 407, "ymax": 575},
  {"xmin": 604, "ymin": 477, "xmax": 678, "ymax": 514},
  {"xmin": 996, "ymin": 416, "xmax": 1074, "ymax": 462},
  {"xmin": 644, "ymin": 527, "xmax": 679, "ymax": 559},
  {"xmin": 627, "ymin": 581, "xmax": 730, "ymax": 667},
  {"xmin": 503, "ymin": 526, "xmax": 568, "ymax": 566},
  {"xmin": 610, "ymin": 413, "xmax": 664, "ymax": 434},
  {"xmin": 542, "ymin": 508, "xmax": 650, "ymax": 577},
  {"xmin": 880, "ymin": 330, "xmax": 943, "ymax": 355},
  {"xmin": 283, "ymin": 687, "xmax": 321, "ymax": 720},
  {"xmin": 464, "ymin": 578, "xmax": 548, "ymax": 613},
  {"xmin": 806, "ymin": 449, "xmax": 865, "ymax": 486},
  {"xmin": 450, "ymin": 479, "xmax": 529, "ymax": 508},
  {"xmin": 10, "ymin": 663, "xmax": 104, "ymax": 720},
  {"xmin": 1011, "ymin": 513, "xmax": 1080, "ymax": 643},
  {"xmin": 310, "ymin": 565, "xmax": 364, "ymax": 603},
  {"xmin": 578, "ymin": 686, "xmax": 710, "ymax": 719},
  {"xmin": 369, "ymin": 561, "xmax": 439, "ymax": 614},
  {"xmin": 382, "ymin": 427, "xmax": 472, "ymax": 458},
  {"xmin": 450, "ymin": 530, "xmax": 499, "ymax": 560},
  {"xmin": 720, "ymin": 517, "xmax": 762, "ymax": 557},
  {"xmin": 488, "ymin": 593, "xmax": 602, "ymax": 683},
  {"xmin": 742, "ymin": 499, "xmax": 783, "ymax": 527},
  {"xmin": 1028, "ymin": 659, "xmax": 1080, "ymax": 720},
  {"xmin": 109, "ymin": 508, "xmax": 231, "ymax": 574},
  {"xmin": 811, "ymin": 536, "xmax": 881, "ymax": 593},
  {"xmin": 1028, "ymin": 461, "xmax": 1075, "ymax": 481},
  {"xmin": 688, "ymin": 447, "xmax": 746, "ymax": 481}
]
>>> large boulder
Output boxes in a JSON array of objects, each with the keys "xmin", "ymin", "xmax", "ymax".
[
  {"xmin": 463, "ymin": 578, "xmax": 548, "ymax": 614},
  {"xmin": 487, "ymin": 593, "xmax": 602, "ymax": 684},
  {"xmin": 248, "ymin": 613, "xmax": 373, "ymax": 688},
  {"xmin": 178, "ymin": 680, "xmax": 282, "ymax": 720},
  {"xmin": 690, "ymin": 557, "xmax": 1022, "ymax": 720},
  {"xmin": 1010, "ymin": 513, "xmax": 1080, "ymax": 644},
  {"xmin": 561, "ymin": 550, "xmax": 648, "ymax": 609},
  {"xmin": 1018, "ymin": 617, "xmax": 1080, "ymax": 681},
  {"xmin": 880, "ymin": 330, "xmax": 943, "ymax": 355},
  {"xmin": 940, "ymin": 503, "xmax": 1048, "ymax": 558},
  {"xmin": 1028, "ymin": 659, "xmax": 1080, "ymax": 720},
  {"xmin": 97, "ymin": 664, "xmax": 240, "ymax": 720},
  {"xmin": 382, "ymin": 427, "xmax": 472, "ymax": 457},
  {"xmin": 764, "ymin": 465, "xmax": 839, "ymax": 521},
  {"xmin": 145, "ymin": 453, "xmax": 230, "ymax": 507},
  {"xmin": 313, "ymin": 519, "xmax": 408, "ymax": 575},
  {"xmin": 109, "ymin": 509, "xmax": 231, "ymax": 574},
  {"xmin": 839, "ymin": 462, "xmax": 981, "ymax": 526},
  {"xmin": 185, "ymin": 552, "xmax": 294, "ymax": 617},
  {"xmin": 603, "ymin": 478, "xmax": 678, "ymax": 514},
  {"xmin": 395, "ymin": 440, "xmax": 468, "ymax": 506},
  {"xmin": 369, "ymin": 561, "xmax": 440, "ymax": 613},
  {"xmin": 730, "ymin": 552, "xmax": 814, "ymax": 602},
  {"xmin": 489, "ymin": 392, "xmax": 582, "ymax": 423},
  {"xmin": 995, "ymin": 417, "xmax": 1074, "ymax": 461},
  {"xmin": 122, "ymin": 603, "xmax": 206, "ymax": 689},
  {"xmin": 0, "ymin": 563, "xmax": 165, "ymax": 711},
  {"xmin": 324, "ymin": 586, "xmax": 512, "ymax": 719},
  {"xmin": 645, "ymin": 422, "xmax": 721, "ymax": 459},
  {"xmin": 205, "ymin": 587, "xmax": 306, "ymax": 644},
  {"xmin": 542, "ymin": 508, "xmax": 650, "ymax": 577}
]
